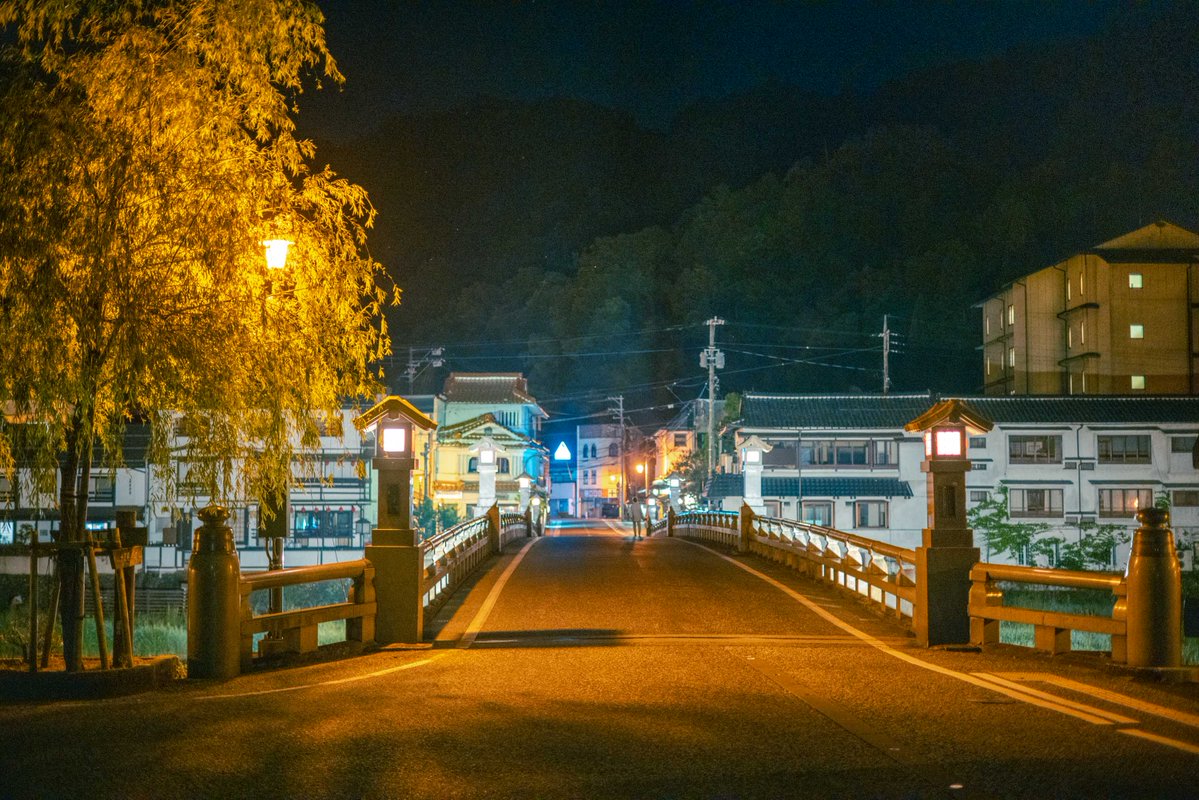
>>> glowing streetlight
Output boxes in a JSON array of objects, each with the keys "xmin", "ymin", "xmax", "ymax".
[{"xmin": 262, "ymin": 238, "xmax": 293, "ymax": 270}]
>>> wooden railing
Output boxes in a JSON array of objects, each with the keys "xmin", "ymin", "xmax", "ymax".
[
  {"xmin": 239, "ymin": 559, "xmax": 375, "ymax": 669},
  {"xmin": 421, "ymin": 509, "xmax": 532, "ymax": 617},
  {"xmin": 673, "ymin": 510, "xmax": 740, "ymax": 549},
  {"xmin": 968, "ymin": 563, "xmax": 1126, "ymax": 660}
]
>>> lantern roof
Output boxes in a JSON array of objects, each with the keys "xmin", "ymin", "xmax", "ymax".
[
  {"xmin": 469, "ymin": 435, "xmax": 507, "ymax": 455},
  {"xmin": 354, "ymin": 395, "xmax": 438, "ymax": 434},
  {"xmin": 739, "ymin": 434, "xmax": 774, "ymax": 453},
  {"xmin": 904, "ymin": 399, "xmax": 993, "ymax": 435}
]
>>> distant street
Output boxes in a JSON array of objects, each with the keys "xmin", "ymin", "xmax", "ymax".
[{"xmin": 4, "ymin": 520, "xmax": 1199, "ymax": 799}]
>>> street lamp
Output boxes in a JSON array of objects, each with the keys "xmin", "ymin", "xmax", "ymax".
[
  {"xmin": 258, "ymin": 236, "xmax": 292, "ymax": 655},
  {"xmin": 470, "ymin": 436, "xmax": 504, "ymax": 516}
]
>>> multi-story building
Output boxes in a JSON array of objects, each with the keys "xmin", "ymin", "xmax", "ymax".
[
  {"xmin": 980, "ymin": 220, "xmax": 1199, "ymax": 396},
  {"xmin": 576, "ymin": 424, "xmax": 624, "ymax": 518},
  {"xmin": 713, "ymin": 392, "xmax": 1199, "ymax": 565},
  {"xmin": 428, "ymin": 373, "xmax": 549, "ymax": 518}
]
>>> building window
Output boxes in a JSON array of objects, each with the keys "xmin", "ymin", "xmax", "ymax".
[
  {"xmin": 969, "ymin": 436, "xmax": 987, "ymax": 449},
  {"xmin": 985, "ymin": 316, "xmax": 991, "ymax": 335},
  {"xmin": 608, "ymin": 443, "xmax": 618, "ymax": 458},
  {"xmin": 802, "ymin": 501, "xmax": 833, "ymax": 527},
  {"xmin": 496, "ymin": 457, "xmax": 510, "ymax": 474},
  {"xmin": 1007, "ymin": 304, "xmax": 1015, "ymax": 326},
  {"xmin": 1008, "ymin": 435, "xmax": 1061, "ymax": 464},
  {"xmin": 799, "ymin": 439, "xmax": 896, "ymax": 469},
  {"xmin": 1131, "ymin": 375, "xmax": 1146, "ymax": 391},
  {"xmin": 969, "ymin": 490, "xmax": 990, "ymax": 503},
  {"xmin": 1099, "ymin": 488, "xmax": 1153, "ymax": 518},
  {"xmin": 854, "ymin": 501, "xmax": 888, "ymax": 528},
  {"xmin": 1068, "ymin": 327, "xmax": 1073, "ymax": 349},
  {"xmin": 1098, "ymin": 435, "xmax": 1151, "ymax": 464},
  {"xmin": 1007, "ymin": 347, "xmax": 1015, "ymax": 368},
  {"xmin": 1080, "ymin": 321, "xmax": 1086, "ymax": 344},
  {"xmin": 674, "ymin": 433, "xmax": 687, "ymax": 447},
  {"xmin": 467, "ymin": 457, "xmax": 478, "ymax": 473},
  {"xmin": 1130, "ymin": 324, "xmax": 1144, "ymax": 339},
  {"xmin": 1129, "ymin": 273, "xmax": 1143, "ymax": 289},
  {"xmin": 1173, "ymin": 490, "xmax": 1199, "ymax": 507},
  {"xmin": 1009, "ymin": 488, "xmax": 1063, "ymax": 518},
  {"xmin": 1171, "ymin": 436, "xmax": 1198, "ymax": 453}
]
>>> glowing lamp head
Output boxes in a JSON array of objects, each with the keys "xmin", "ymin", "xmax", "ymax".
[
  {"xmin": 262, "ymin": 238, "xmax": 293, "ymax": 271},
  {"xmin": 744, "ymin": 449, "xmax": 762, "ymax": 465},
  {"xmin": 531, "ymin": 496, "xmax": 542, "ymax": 508},
  {"xmin": 479, "ymin": 448, "xmax": 495, "ymax": 466},
  {"xmin": 635, "ymin": 463, "xmax": 645, "ymax": 474},
  {"xmin": 375, "ymin": 415, "xmax": 413, "ymax": 459},
  {"xmin": 924, "ymin": 426, "xmax": 966, "ymax": 460},
  {"xmin": 518, "ymin": 475, "xmax": 531, "ymax": 490},
  {"xmin": 669, "ymin": 478, "xmax": 680, "ymax": 489}
]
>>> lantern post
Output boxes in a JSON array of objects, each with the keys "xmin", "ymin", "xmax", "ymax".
[
  {"xmin": 355, "ymin": 396, "xmax": 438, "ymax": 644},
  {"xmin": 904, "ymin": 399, "xmax": 993, "ymax": 647}
]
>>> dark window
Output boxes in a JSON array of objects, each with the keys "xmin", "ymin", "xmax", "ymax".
[
  {"xmin": 969, "ymin": 490, "xmax": 989, "ymax": 503},
  {"xmin": 608, "ymin": 443, "xmax": 618, "ymax": 458},
  {"xmin": 496, "ymin": 457, "xmax": 510, "ymax": 474},
  {"xmin": 467, "ymin": 457, "xmax": 478, "ymax": 474},
  {"xmin": 802, "ymin": 501, "xmax": 833, "ymax": 527},
  {"xmin": 1171, "ymin": 436, "xmax": 1197, "ymax": 454},
  {"xmin": 969, "ymin": 436, "xmax": 987, "ymax": 449},
  {"xmin": 1098, "ymin": 488, "xmax": 1153, "ymax": 517},
  {"xmin": 854, "ymin": 501, "xmax": 887, "ymax": 528},
  {"xmin": 1008, "ymin": 435, "xmax": 1061, "ymax": 464},
  {"xmin": 1008, "ymin": 488, "xmax": 1063, "ymax": 518},
  {"xmin": 1172, "ymin": 490, "xmax": 1199, "ymax": 507},
  {"xmin": 1098, "ymin": 435, "xmax": 1151, "ymax": 464},
  {"xmin": 673, "ymin": 433, "xmax": 687, "ymax": 447}
]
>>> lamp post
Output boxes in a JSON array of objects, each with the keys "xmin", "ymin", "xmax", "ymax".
[
  {"xmin": 518, "ymin": 473, "xmax": 532, "ymax": 512},
  {"xmin": 258, "ymin": 237, "xmax": 292, "ymax": 655},
  {"xmin": 739, "ymin": 436, "xmax": 771, "ymax": 515},
  {"xmin": 668, "ymin": 476, "xmax": 681, "ymax": 512},
  {"xmin": 904, "ymin": 399, "xmax": 993, "ymax": 647}
]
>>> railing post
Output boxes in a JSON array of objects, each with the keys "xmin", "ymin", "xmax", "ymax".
[
  {"xmin": 739, "ymin": 503, "xmax": 755, "ymax": 554},
  {"xmin": 667, "ymin": 507, "xmax": 676, "ymax": 537},
  {"xmin": 1125, "ymin": 507, "xmax": 1182, "ymax": 669},
  {"xmin": 487, "ymin": 504, "xmax": 502, "ymax": 554},
  {"xmin": 366, "ymin": 525, "xmax": 424, "ymax": 645},
  {"xmin": 524, "ymin": 507, "xmax": 533, "ymax": 538},
  {"xmin": 187, "ymin": 505, "xmax": 242, "ymax": 679}
]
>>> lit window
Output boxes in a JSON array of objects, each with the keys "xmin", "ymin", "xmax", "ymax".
[
  {"xmin": 1129, "ymin": 273, "xmax": 1143, "ymax": 289},
  {"xmin": 1131, "ymin": 375, "xmax": 1146, "ymax": 390},
  {"xmin": 1130, "ymin": 324, "xmax": 1144, "ymax": 339},
  {"xmin": 1080, "ymin": 321, "xmax": 1086, "ymax": 344},
  {"xmin": 1068, "ymin": 327, "xmax": 1073, "ymax": 349},
  {"xmin": 1007, "ymin": 304, "xmax": 1015, "ymax": 326},
  {"xmin": 1007, "ymin": 347, "xmax": 1015, "ymax": 368}
]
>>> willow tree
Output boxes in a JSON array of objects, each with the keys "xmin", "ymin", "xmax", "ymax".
[{"xmin": 0, "ymin": 1, "xmax": 392, "ymax": 670}]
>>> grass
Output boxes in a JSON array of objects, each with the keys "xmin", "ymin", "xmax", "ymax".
[{"xmin": 997, "ymin": 584, "xmax": 1199, "ymax": 664}]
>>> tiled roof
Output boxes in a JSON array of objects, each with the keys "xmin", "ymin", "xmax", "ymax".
[
  {"xmin": 707, "ymin": 474, "xmax": 914, "ymax": 499},
  {"xmin": 441, "ymin": 372, "xmax": 539, "ymax": 406},
  {"xmin": 437, "ymin": 413, "xmax": 531, "ymax": 445},
  {"xmin": 737, "ymin": 393, "xmax": 1199, "ymax": 429}
]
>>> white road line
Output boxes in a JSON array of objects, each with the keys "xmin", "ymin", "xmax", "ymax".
[
  {"xmin": 996, "ymin": 672, "xmax": 1199, "ymax": 730},
  {"xmin": 194, "ymin": 655, "xmax": 446, "ymax": 700},
  {"xmin": 1119, "ymin": 728, "xmax": 1199, "ymax": 756},
  {"xmin": 971, "ymin": 673, "xmax": 1137, "ymax": 725},
  {"xmin": 676, "ymin": 539, "xmax": 1170, "ymax": 733},
  {"xmin": 457, "ymin": 535, "xmax": 541, "ymax": 649}
]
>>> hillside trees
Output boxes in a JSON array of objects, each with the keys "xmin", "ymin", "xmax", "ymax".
[{"xmin": 0, "ymin": 1, "xmax": 391, "ymax": 670}]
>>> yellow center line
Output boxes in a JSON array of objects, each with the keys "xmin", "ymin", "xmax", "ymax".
[
  {"xmin": 194, "ymin": 653, "xmax": 449, "ymax": 700},
  {"xmin": 457, "ymin": 535, "xmax": 541, "ymax": 649}
]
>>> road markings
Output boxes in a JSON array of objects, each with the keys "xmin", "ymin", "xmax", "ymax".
[
  {"xmin": 194, "ymin": 654, "xmax": 449, "ymax": 700},
  {"xmin": 677, "ymin": 538, "xmax": 1199, "ymax": 748},
  {"xmin": 1119, "ymin": 728, "xmax": 1199, "ymax": 756},
  {"xmin": 970, "ymin": 673, "xmax": 1137, "ymax": 725},
  {"xmin": 457, "ymin": 535, "xmax": 541, "ymax": 649},
  {"xmin": 993, "ymin": 673, "xmax": 1199, "ymax": 730}
]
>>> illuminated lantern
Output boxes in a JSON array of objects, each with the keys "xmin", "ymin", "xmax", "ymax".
[
  {"xmin": 262, "ymin": 238, "xmax": 293, "ymax": 270},
  {"xmin": 355, "ymin": 396, "xmax": 438, "ymax": 540}
]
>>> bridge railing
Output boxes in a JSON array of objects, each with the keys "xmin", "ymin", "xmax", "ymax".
[
  {"xmin": 238, "ymin": 559, "xmax": 376, "ymax": 670},
  {"xmin": 668, "ymin": 508, "xmax": 915, "ymax": 623},
  {"xmin": 422, "ymin": 509, "xmax": 531, "ymax": 615},
  {"xmin": 748, "ymin": 514, "xmax": 916, "ymax": 622},
  {"xmin": 968, "ymin": 563, "xmax": 1127, "ymax": 660}
]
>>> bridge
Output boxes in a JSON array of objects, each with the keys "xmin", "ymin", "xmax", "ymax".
[{"xmin": 3, "ymin": 514, "xmax": 1199, "ymax": 799}]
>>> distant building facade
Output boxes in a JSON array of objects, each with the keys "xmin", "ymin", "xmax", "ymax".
[
  {"xmin": 576, "ymin": 424, "xmax": 623, "ymax": 518},
  {"xmin": 714, "ymin": 392, "xmax": 1199, "ymax": 565},
  {"xmin": 980, "ymin": 220, "xmax": 1199, "ymax": 396}
]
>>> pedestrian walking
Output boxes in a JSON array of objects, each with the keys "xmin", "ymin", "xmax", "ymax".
[{"xmin": 629, "ymin": 500, "xmax": 644, "ymax": 540}]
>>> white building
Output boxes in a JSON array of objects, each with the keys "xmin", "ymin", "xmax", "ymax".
[{"xmin": 714, "ymin": 393, "xmax": 1199, "ymax": 565}]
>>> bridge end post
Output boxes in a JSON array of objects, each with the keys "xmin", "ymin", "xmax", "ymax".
[
  {"xmin": 487, "ymin": 504, "xmax": 502, "ymax": 553},
  {"xmin": 1125, "ymin": 507, "xmax": 1182, "ymax": 668},
  {"xmin": 366, "ymin": 528, "xmax": 424, "ymax": 644},
  {"xmin": 739, "ymin": 503, "xmax": 755, "ymax": 553},
  {"xmin": 667, "ymin": 507, "xmax": 676, "ymax": 537}
]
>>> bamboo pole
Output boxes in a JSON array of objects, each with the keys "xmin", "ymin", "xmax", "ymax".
[
  {"xmin": 28, "ymin": 529, "xmax": 38, "ymax": 673},
  {"xmin": 111, "ymin": 531, "xmax": 134, "ymax": 668},
  {"xmin": 41, "ymin": 559, "xmax": 59, "ymax": 669}
]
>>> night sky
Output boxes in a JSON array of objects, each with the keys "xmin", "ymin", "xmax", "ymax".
[{"xmin": 300, "ymin": 1, "xmax": 1125, "ymax": 140}]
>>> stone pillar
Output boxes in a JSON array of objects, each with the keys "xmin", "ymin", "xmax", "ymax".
[
  {"xmin": 366, "ymin": 455, "xmax": 423, "ymax": 644},
  {"xmin": 739, "ymin": 503, "xmax": 756, "ymax": 554},
  {"xmin": 913, "ymin": 458, "xmax": 979, "ymax": 647},
  {"xmin": 1125, "ymin": 507, "xmax": 1182, "ymax": 668}
]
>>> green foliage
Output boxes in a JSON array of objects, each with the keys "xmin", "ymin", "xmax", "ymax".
[
  {"xmin": 414, "ymin": 497, "xmax": 461, "ymax": 539},
  {"xmin": 1056, "ymin": 522, "xmax": 1129, "ymax": 572},
  {"xmin": 967, "ymin": 487, "xmax": 1052, "ymax": 565}
]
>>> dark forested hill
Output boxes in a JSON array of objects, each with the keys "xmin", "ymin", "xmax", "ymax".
[{"xmin": 316, "ymin": 4, "xmax": 1199, "ymax": 418}]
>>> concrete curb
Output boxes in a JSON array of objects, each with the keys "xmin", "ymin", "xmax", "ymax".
[{"xmin": 0, "ymin": 656, "xmax": 185, "ymax": 701}]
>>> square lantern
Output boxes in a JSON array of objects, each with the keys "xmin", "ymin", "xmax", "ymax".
[{"xmin": 354, "ymin": 395, "xmax": 438, "ymax": 465}]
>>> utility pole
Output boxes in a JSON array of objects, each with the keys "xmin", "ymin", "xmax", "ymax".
[
  {"xmin": 700, "ymin": 317, "xmax": 725, "ymax": 481},
  {"xmin": 608, "ymin": 395, "xmax": 626, "ymax": 517},
  {"xmin": 881, "ymin": 315, "xmax": 892, "ymax": 396},
  {"xmin": 404, "ymin": 346, "xmax": 445, "ymax": 394}
]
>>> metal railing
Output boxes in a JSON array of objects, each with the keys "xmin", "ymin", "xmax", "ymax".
[
  {"xmin": 968, "ymin": 563, "xmax": 1126, "ymax": 659},
  {"xmin": 238, "ymin": 559, "xmax": 375, "ymax": 669}
]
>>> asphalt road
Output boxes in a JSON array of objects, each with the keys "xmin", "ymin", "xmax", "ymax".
[{"xmin": 4, "ymin": 519, "xmax": 1199, "ymax": 799}]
